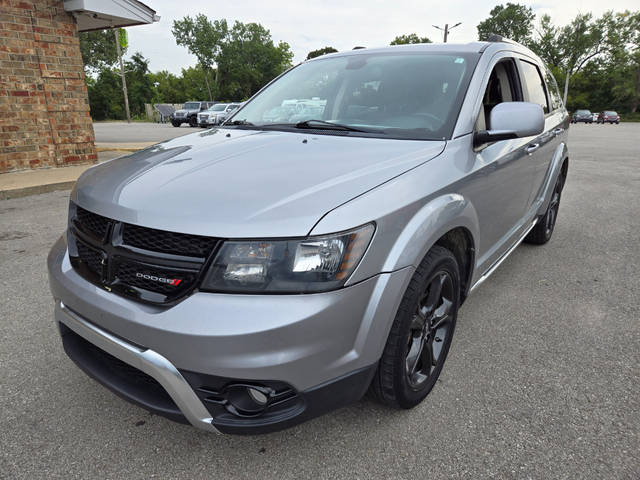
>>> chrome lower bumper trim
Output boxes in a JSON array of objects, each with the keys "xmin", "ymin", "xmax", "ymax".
[{"xmin": 56, "ymin": 301, "xmax": 220, "ymax": 433}]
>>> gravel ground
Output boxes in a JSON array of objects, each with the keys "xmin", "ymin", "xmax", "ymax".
[{"xmin": 1, "ymin": 123, "xmax": 638, "ymax": 479}]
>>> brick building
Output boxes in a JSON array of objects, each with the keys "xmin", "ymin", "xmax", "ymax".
[{"xmin": 0, "ymin": 0, "xmax": 157, "ymax": 173}]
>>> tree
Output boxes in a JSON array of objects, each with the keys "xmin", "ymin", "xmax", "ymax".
[
  {"xmin": 605, "ymin": 11, "xmax": 640, "ymax": 112},
  {"xmin": 180, "ymin": 65, "xmax": 214, "ymax": 101},
  {"xmin": 556, "ymin": 13, "xmax": 607, "ymax": 104},
  {"xmin": 172, "ymin": 16, "xmax": 293, "ymax": 101},
  {"xmin": 124, "ymin": 52, "xmax": 154, "ymax": 117},
  {"xmin": 477, "ymin": 3, "xmax": 535, "ymax": 44},
  {"xmin": 172, "ymin": 15, "xmax": 228, "ymax": 99},
  {"xmin": 87, "ymin": 68, "xmax": 124, "ymax": 120},
  {"xmin": 216, "ymin": 21, "xmax": 293, "ymax": 100},
  {"xmin": 79, "ymin": 30, "xmax": 123, "ymax": 73},
  {"xmin": 531, "ymin": 14, "xmax": 562, "ymax": 67},
  {"xmin": 306, "ymin": 46, "xmax": 338, "ymax": 60},
  {"xmin": 149, "ymin": 70, "xmax": 186, "ymax": 104},
  {"xmin": 390, "ymin": 34, "xmax": 432, "ymax": 45}
]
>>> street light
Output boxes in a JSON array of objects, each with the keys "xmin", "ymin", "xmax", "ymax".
[{"xmin": 433, "ymin": 22, "xmax": 462, "ymax": 43}]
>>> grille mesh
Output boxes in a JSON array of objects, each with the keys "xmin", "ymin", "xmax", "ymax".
[
  {"xmin": 122, "ymin": 223, "xmax": 217, "ymax": 257},
  {"xmin": 76, "ymin": 207, "xmax": 110, "ymax": 241},
  {"xmin": 76, "ymin": 241, "xmax": 104, "ymax": 277},
  {"xmin": 70, "ymin": 203, "xmax": 216, "ymax": 303}
]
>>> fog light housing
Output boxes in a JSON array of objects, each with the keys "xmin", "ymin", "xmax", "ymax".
[{"xmin": 224, "ymin": 384, "xmax": 274, "ymax": 417}]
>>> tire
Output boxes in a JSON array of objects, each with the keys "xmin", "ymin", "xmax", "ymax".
[
  {"xmin": 525, "ymin": 170, "xmax": 565, "ymax": 245},
  {"xmin": 189, "ymin": 116, "xmax": 197, "ymax": 127},
  {"xmin": 171, "ymin": 121, "xmax": 181, "ymax": 128},
  {"xmin": 370, "ymin": 245, "xmax": 460, "ymax": 409}
]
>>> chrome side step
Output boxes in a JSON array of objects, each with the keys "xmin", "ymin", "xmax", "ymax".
[{"xmin": 469, "ymin": 218, "xmax": 537, "ymax": 294}]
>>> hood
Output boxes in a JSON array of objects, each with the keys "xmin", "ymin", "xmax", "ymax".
[{"xmin": 73, "ymin": 128, "xmax": 445, "ymax": 238}]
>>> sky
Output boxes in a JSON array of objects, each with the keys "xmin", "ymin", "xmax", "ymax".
[{"xmin": 127, "ymin": 0, "xmax": 639, "ymax": 74}]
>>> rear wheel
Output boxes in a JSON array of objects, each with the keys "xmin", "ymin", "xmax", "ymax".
[
  {"xmin": 525, "ymin": 171, "xmax": 564, "ymax": 245},
  {"xmin": 370, "ymin": 245, "xmax": 459, "ymax": 408},
  {"xmin": 189, "ymin": 116, "xmax": 198, "ymax": 127}
]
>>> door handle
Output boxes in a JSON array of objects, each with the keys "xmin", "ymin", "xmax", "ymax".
[
  {"xmin": 525, "ymin": 143, "xmax": 540, "ymax": 155},
  {"xmin": 552, "ymin": 127, "xmax": 564, "ymax": 136}
]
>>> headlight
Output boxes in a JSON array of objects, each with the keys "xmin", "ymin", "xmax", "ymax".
[{"xmin": 201, "ymin": 223, "xmax": 374, "ymax": 293}]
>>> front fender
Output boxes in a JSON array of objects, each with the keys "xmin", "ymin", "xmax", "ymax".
[
  {"xmin": 381, "ymin": 193, "xmax": 479, "ymax": 273},
  {"xmin": 310, "ymin": 158, "xmax": 480, "ymax": 287}
]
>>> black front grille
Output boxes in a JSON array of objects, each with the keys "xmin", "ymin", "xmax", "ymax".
[
  {"xmin": 69, "ymin": 203, "xmax": 220, "ymax": 304},
  {"xmin": 123, "ymin": 223, "xmax": 217, "ymax": 257},
  {"xmin": 76, "ymin": 241, "xmax": 104, "ymax": 277},
  {"xmin": 76, "ymin": 206, "xmax": 110, "ymax": 241},
  {"xmin": 114, "ymin": 261, "xmax": 195, "ymax": 295}
]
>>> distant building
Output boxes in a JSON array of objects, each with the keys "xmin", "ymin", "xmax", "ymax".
[{"xmin": 0, "ymin": 0, "xmax": 157, "ymax": 173}]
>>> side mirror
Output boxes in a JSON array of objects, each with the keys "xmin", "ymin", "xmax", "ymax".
[{"xmin": 474, "ymin": 102, "xmax": 544, "ymax": 147}]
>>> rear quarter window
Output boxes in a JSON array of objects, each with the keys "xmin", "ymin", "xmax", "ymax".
[{"xmin": 542, "ymin": 67, "xmax": 563, "ymax": 111}]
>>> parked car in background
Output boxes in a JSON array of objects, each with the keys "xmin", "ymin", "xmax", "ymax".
[
  {"xmin": 198, "ymin": 103, "xmax": 242, "ymax": 127},
  {"xmin": 171, "ymin": 101, "xmax": 215, "ymax": 128},
  {"xmin": 571, "ymin": 109, "xmax": 593, "ymax": 123},
  {"xmin": 597, "ymin": 111, "xmax": 620, "ymax": 124},
  {"xmin": 49, "ymin": 38, "xmax": 569, "ymax": 434}
]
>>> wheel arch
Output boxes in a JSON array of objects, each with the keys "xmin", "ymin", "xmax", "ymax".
[
  {"xmin": 376, "ymin": 193, "xmax": 479, "ymax": 303},
  {"xmin": 536, "ymin": 143, "xmax": 569, "ymax": 217}
]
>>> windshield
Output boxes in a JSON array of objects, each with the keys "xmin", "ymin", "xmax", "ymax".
[
  {"xmin": 183, "ymin": 102, "xmax": 200, "ymax": 110},
  {"xmin": 228, "ymin": 52, "xmax": 478, "ymax": 140},
  {"xmin": 209, "ymin": 104, "xmax": 228, "ymax": 112},
  {"xmin": 576, "ymin": 110, "xmax": 590, "ymax": 114},
  {"xmin": 605, "ymin": 111, "xmax": 617, "ymax": 115}
]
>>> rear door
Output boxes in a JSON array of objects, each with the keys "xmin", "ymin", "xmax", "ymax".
[{"xmin": 517, "ymin": 59, "xmax": 566, "ymax": 209}]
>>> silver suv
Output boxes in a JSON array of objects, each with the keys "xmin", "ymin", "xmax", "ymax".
[
  {"xmin": 48, "ymin": 38, "xmax": 569, "ymax": 435},
  {"xmin": 197, "ymin": 103, "xmax": 242, "ymax": 127}
]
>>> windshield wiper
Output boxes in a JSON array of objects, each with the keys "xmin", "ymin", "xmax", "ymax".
[
  {"xmin": 294, "ymin": 119, "xmax": 370, "ymax": 133},
  {"xmin": 226, "ymin": 119, "xmax": 254, "ymax": 126}
]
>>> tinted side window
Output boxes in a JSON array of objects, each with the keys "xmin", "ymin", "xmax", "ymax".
[
  {"xmin": 543, "ymin": 67, "xmax": 563, "ymax": 111},
  {"xmin": 520, "ymin": 60, "xmax": 549, "ymax": 114}
]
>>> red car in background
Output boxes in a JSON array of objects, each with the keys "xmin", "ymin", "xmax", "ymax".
[{"xmin": 597, "ymin": 111, "xmax": 620, "ymax": 124}]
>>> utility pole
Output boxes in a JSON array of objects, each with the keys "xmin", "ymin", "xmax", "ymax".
[
  {"xmin": 433, "ymin": 22, "xmax": 462, "ymax": 43},
  {"xmin": 114, "ymin": 29, "xmax": 131, "ymax": 123}
]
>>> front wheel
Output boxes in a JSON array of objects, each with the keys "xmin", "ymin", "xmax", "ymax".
[
  {"xmin": 370, "ymin": 245, "xmax": 459, "ymax": 408},
  {"xmin": 171, "ymin": 121, "xmax": 181, "ymax": 128}
]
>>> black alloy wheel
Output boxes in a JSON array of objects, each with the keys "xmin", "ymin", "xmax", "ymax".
[
  {"xmin": 544, "ymin": 180, "xmax": 561, "ymax": 238},
  {"xmin": 525, "ymin": 169, "xmax": 565, "ymax": 245},
  {"xmin": 371, "ymin": 245, "xmax": 459, "ymax": 408},
  {"xmin": 405, "ymin": 270, "xmax": 455, "ymax": 390}
]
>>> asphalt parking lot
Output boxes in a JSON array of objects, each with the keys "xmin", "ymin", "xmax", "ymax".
[
  {"xmin": 93, "ymin": 121, "xmax": 193, "ymax": 144},
  {"xmin": 1, "ymin": 123, "xmax": 638, "ymax": 479}
]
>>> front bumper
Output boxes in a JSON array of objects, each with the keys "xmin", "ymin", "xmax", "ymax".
[{"xmin": 48, "ymin": 235, "xmax": 412, "ymax": 433}]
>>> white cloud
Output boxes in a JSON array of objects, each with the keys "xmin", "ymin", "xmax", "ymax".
[{"xmin": 126, "ymin": 0, "xmax": 639, "ymax": 74}]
